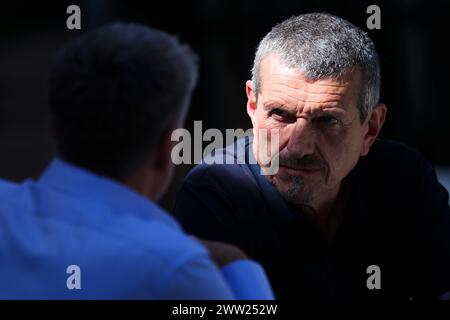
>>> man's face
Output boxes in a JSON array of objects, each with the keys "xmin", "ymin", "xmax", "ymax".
[{"xmin": 247, "ymin": 55, "xmax": 378, "ymax": 206}]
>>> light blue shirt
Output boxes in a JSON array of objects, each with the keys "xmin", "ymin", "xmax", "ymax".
[{"xmin": 0, "ymin": 159, "xmax": 273, "ymax": 299}]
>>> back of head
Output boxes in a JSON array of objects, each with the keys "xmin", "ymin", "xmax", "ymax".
[
  {"xmin": 49, "ymin": 23, "xmax": 198, "ymax": 180},
  {"xmin": 252, "ymin": 13, "xmax": 380, "ymax": 122}
]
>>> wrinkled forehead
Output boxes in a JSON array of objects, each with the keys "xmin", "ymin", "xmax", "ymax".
[{"xmin": 258, "ymin": 55, "xmax": 362, "ymax": 112}]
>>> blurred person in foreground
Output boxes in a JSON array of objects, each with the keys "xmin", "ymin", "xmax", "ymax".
[{"xmin": 0, "ymin": 23, "xmax": 273, "ymax": 299}]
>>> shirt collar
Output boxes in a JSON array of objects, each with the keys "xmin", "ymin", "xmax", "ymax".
[{"xmin": 38, "ymin": 158, "xmax": 180, "ymax": 229}]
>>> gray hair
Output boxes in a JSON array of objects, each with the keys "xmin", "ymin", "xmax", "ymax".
[{"xmin": 251, "ymin": 13, "xmax": 380, "ymax": 123}]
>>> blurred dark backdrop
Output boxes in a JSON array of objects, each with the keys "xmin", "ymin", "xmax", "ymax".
[{"xmin": 1, "ymin": 0, "xmax": 449, "ymax": 210}]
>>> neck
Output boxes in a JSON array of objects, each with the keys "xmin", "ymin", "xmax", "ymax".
[
  {"xmin": 299, "ymin": 180, "xmax": 350, "ymax": 243},
  {"xmin": 122, "ymin": 166, "xmax": 159, "ymax": 202}
]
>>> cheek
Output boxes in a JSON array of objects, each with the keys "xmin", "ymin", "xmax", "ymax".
[
  {"xmin": 318, "ymin": 130, "xmax": 360, "ymax": 179},
  {"xmin": 254, "ymin": 115, "xmax": 291, "ymax": 151},
  {"xmin": 252, "ymin": 116, "xmax": 279, "ymax": 164}
]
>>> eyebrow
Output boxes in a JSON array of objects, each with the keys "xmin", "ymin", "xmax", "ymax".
[
  {"xmin": 262, "ymin": 102, "xmax": 291, "ymax": 112},
  {"xmin": 263, "ymin": 102, "xmax": 347, "ymax": 117},
  {"xmin": 310, "ymin": 108, "xmax": 346, "ymax": 117}
]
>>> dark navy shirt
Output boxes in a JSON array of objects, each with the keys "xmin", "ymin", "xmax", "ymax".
[{"xmin": 174, "ymin": 137, "xmax": 450, "ymax": 300}]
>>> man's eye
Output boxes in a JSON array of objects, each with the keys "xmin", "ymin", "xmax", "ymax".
[
  {"xmin": 270, "ymin": 108, "xmax": 289, "ymax": 117},
  {"xmin": 315, "ymin": 116, "xmax": 340, "ymax": 127}
]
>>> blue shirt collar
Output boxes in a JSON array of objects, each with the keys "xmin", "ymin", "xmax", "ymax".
[{"xmin": 38, "ymin": 158, "xmax": 180, "ymax": 229}]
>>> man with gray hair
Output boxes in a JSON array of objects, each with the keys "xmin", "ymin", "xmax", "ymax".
[{"xmin": 174, "ymin": 13, "xmax": 450, "ymax": 299}]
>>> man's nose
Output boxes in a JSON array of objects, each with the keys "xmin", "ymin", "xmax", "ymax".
[{"xmin": 285, "ymin": 118, "xmax": 316, "ymax": 158}]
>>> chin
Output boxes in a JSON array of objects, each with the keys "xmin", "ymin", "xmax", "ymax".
[{"xmin": 271, "ymin": 178, "xmax": 317, "ymax": 205}]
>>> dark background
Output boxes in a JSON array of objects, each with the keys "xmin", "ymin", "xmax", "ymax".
[{"xmin": 1, "ymin": 0, "xmax": 449, "ymax": 210}]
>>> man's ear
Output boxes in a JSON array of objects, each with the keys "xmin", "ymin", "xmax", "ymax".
[
  {"xmin": 360, "ymin": 103, "xmax": 387, "ymax": 156},
  {"xmin": 144, "ymin": 126, "xmax": 177, "ymax": 201},
  {"xmin": 152, "ymin": 128, "xmax": 175, "ymax": 171},
  {"xmin": 246, "ymin": 80, "xmax": 257, "ymax": 126}
]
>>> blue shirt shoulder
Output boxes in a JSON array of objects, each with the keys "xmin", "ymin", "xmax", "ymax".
[{"xmin": 0, "ymin": 159, "xmax": 237, "ymax": 299}]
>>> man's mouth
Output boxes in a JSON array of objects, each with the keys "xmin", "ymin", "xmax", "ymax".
[{"xmin": 279, "ymin": 164, "xmax": 322, "ymax": 176}]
